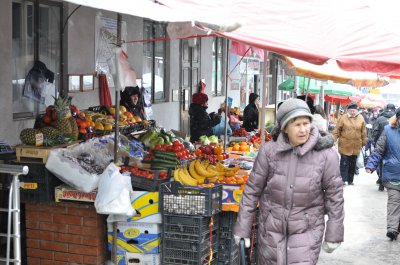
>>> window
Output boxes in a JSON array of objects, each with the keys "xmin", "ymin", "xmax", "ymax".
[
  {"xmin": 143, "ymin": 21, "xmax": 166, "ymax": 102},
  {"xmin": 12, "ymin": 0, "xmax": 61, "ymax": 119},
  {"xmin": 212, "ymin": 37, "xmax": 225, "ymax": 96}
]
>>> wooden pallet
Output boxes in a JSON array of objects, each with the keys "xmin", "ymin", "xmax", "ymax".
[{"xmin": 15, "ymin": 141, "xmax": 80, "ymax": 164}]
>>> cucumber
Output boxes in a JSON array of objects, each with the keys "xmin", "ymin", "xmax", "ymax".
[
  {"xmin": 153, "ymin": 150, "xmax": 177, "ymax": 158},
  {"xmin": 152, "ymin": 158, "xmax": 178, "ymax": 166},
  {"xmin": 150, "ymin": 163, "xmax": 177, "ymax": 170},
  {"xmin": 153, "ymin": 155, "xmax": 179, "ymax": 163}
]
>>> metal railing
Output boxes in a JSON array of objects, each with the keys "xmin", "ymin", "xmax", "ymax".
[{"xmin": 0, "ymin": 164, "xmax": 28, "ymax": 265}]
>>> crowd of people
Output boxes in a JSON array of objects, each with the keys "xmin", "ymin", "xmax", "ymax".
[{"xmin": 185, "ymin": 82, "xmax": 400, "ymax": 263}]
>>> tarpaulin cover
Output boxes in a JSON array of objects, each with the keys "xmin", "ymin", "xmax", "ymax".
[{"xmin": 64, "ymin": 0, "xmax": 400, "ymax": 74}]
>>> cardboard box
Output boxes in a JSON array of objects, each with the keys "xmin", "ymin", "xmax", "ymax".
[
  {"xmin": 125, "ymin": 253, "xmax": 160, "ymax": 265},
  {"xmin": 111, "ymin": 252, "xmax": 160, "ymax": 265},
  {"xmin": 107, "ymin": 222, "xmax": 161, "ymax": 254},
  {"xmin": 130, "ymin": 191, "xmax": 161, "ymax": 223},
  {"xmin": 54, "ymin": 184, "xmax": 97, "ymax": 202},
  {"xmin": 221, "ymin": 184, "xmax": 243, "ymax": 212}
]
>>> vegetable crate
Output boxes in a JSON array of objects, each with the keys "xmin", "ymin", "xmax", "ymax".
[
  {"xmin": 162, "ymin": 237, "xmax": 218, "ymax": 265},
  {"xmin": 162, "ymin": 214, "xmax": 219, "ymax": 242},
  {"xmin": 131, "ymin": 169, "xmax": 171, "ymax": 191},
  {"xmin": 217, "ymin": 212, "xmax": 239, "ymax": 265},
  {"xmin": 10, "ymin": 161, "xmax": 63, "ymax": 202},
  {"xmin": 160, "ymin": 181, "xmax": 222, "ymax": 217}
]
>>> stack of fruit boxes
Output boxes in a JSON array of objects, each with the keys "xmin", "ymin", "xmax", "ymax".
[{"xmin": 107, "ymin": 191, "xmax": 162, "ymax": 265}]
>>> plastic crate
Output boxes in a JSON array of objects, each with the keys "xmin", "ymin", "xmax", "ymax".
[
  {"xmin": 131, "ymin": 169, "xmax": 171, "ymax": 191},
  {"xmin": 88, "ymin": 105, "xmax": 110, "ymax": 115},
  {"xmin": 218, "ymin": 247, "xmax": 239, "ymax": 265},
  {"xmin": 217, "ymin": 237, "xmax": 238, "ymax": 264},
  {"xmin": 163, "ymin": 215, "xmax": 219, "ymax": 241},
  {"xmin": 10, "ymin": 161, "xmax": 63, "ymax": 203},
  {"xmin": 160, "ymin": 181, "xmax": 222, "ymax": 216},
  {"xmin": 219, "ymin": 211, "xmax": 238, "ymax": 239},
  {"xmin": 162, "ymin": 235, "xmax": 218, "ymax": 265}
]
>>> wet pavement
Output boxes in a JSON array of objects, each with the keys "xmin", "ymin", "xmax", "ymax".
[{"xmin": 317, "ymin": 169, "xmax": 399, "ymax": 265}]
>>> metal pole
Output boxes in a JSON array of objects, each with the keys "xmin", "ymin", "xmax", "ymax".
[
  {"xmin": 260, "ymin": 51, "xmax": 269, "ymax": 146},
  {"xmin": 112, "ymin": 13, "xmax": 122, "ymax": 265},
  {"xmin": 223, "ymin": 39, "xmax": 230, "ymax": 152},
  {"xmin": 12, "ymin": 175, "xmax": 21, "ymax": 265}
]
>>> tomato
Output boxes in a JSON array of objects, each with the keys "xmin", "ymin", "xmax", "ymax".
[
  {"xmin": 173, "ymin": 140, "xmax": 181, "ymax": 146},
  {"xmin": 155, "ymin": 144, "xmax": 163, "ymax": 150},
  {"xmin": 159, "ymin": 171, "xmax": 167, "ymax": 179}
]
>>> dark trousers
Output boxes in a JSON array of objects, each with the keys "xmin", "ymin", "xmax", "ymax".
[{"xmin": 340, "ymin": 154, "xmax": 358, "ymax": 183}]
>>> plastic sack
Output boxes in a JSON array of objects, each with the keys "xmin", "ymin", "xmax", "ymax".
[
  {"xmin": 356, "ymin": 149, "xmax": 365, "ymax": 168},
  {"xmin": 46, "ymin": 135, "xmax": 121, "ymax": 193},
  {"xmin": 95, "ymin": 163, "xmax": 135, "ymax": 217}
]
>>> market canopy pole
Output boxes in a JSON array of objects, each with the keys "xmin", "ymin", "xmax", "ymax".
[
  {"xmin": 112, "ymin": 13, "xmax": 123, "ymax": 265},
  {"xmin": 260, "ymin": 51, "xmax": 269, "ymax": 146}
]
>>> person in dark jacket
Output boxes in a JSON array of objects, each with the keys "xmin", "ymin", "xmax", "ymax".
[
  {"xmin": 120, "ymin": 86, "xmax": 146, "ymax": 120},
  {"xmin": 366, "ymin": 108, "xmax": 400, "ymax": 241},
  {"xmin": 242, "ymin": 93, "xmax": 259, "ymax": 132},
  {"xmin": 189, "ymin": 92, "xmax": 221, "ymax": 143},
  {"xmin": 371, "ymin": 104, "xmax": 396, "ymax": 190}
]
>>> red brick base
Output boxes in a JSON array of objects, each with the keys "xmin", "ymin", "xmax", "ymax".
[{"xmin": 25, "ymin": 202, "xmax": 107, "ymax": 265}]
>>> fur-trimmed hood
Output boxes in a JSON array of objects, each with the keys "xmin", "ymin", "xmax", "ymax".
[{"xmin": 270, "ymin": 124, "xmax": 335, "ymax": 154}]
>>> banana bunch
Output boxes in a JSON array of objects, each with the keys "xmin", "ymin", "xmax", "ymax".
[
  {"xmin": 173, "ymin": 167, "xmax": 198, "ymax": 186},
  {"xmin": 213, "ymin": 162, "xmax": 240, "ymax": 178}
]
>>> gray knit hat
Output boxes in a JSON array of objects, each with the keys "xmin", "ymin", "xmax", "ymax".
[{"xmin": 277, "ymin": 98, "xmax": 313, "ymax": 129}]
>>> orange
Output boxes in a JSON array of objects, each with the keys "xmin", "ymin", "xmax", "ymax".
[
  {"xmin": 240, "ymin": 141, "xmax": 248, "ymax": 146},
  {"xmin": 233, "ymin": 144, "xmax": 240, "ymax": 151},
  {"xmin": 239, "ymin": 145, "xmax": 248, "ymax": 152}
]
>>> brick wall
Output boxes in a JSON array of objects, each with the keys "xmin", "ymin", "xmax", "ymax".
[{"xmin": 24, "ymin": 202, "xmax": 107, "ymax": 265}]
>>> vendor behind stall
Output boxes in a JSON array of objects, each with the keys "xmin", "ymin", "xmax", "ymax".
[
  {"xmin": 189, "ymin": 92, "xmax": 221, "ymax": 143},
  {"xmin": 120, "ymin": 86, "xmax": 145, "ymax": 120}
]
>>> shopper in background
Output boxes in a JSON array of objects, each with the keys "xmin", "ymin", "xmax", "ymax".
[
  {"xmin": 229, "ymin": 107, "xmax": 243, "ymax": 130},
  {"xmin": 332, "ymin": 101, "xmax": 367, "ymax": 185},
  {"xmin": 234, "ymin": 98, "xmax": 344, "ymax": 264},
  {"xmin": 366, "ymin": 108, "xmax": 400, "ymax": 240},
  {"xmin": 189, "ymin": 92, "xmax": 221, "ymax": 143},
  {"xmin": 371, "ymin": 103, "xmax": 396, "ymax": 191},
  {"xmin": 242, "ymin": 93, "xmax": 259, "ymax": 132},
  {"xmin": 312, "ymin": 105, "xmax": 328, "ymax": 131},
  {"xmin": 120, "ymin": 86, "xmax": 146, "ymax": 120},
  {"xmin": 212, "ymin": 104, "xmax": 232, "ymax": 137}
]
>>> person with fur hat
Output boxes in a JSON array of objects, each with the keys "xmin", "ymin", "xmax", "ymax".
[
  {"xmin": 332, "ymin": 101, "xmax": 367, "ymax": 185},
  {"xmin": 366, "ymin": 108, "xmax": 400, "ymax": 241},
  {"xmin": 189, "ymin": 92, "xmax": 221, "ymax": 143},
  {"xmin": 229, "ymin": 107, "xmax": 243, "ymax": 130},
  {"xmin": 234, "ymin": 98, "xmax": 344, "ymax": 264},
  {"xmin": 242, "ymin": 93, "xmax": 260, "ymax": 132},
  {"xmin": 120, "ymin": 86, "xmax": 145, "ymax": 120}
]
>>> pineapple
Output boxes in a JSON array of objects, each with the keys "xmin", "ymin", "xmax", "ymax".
[
  {"xmin": 53, "ymin": 96, "xmax": 72, "ymax": 137},
  {"xmin": 41, "ymin": 127, "xmax": 61, "ymax": 142},
  {"xmin": 68, "ymin": 117, "xmax": 79, "ymax": 141},
  {"xmin": 20, "ymin": 128, "xmax": 41, "ymax": 145}
]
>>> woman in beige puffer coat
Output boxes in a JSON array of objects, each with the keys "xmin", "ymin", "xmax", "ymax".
[{"xmin": 234, "ymin": 99, "xmax": 344, "ymax": 265}]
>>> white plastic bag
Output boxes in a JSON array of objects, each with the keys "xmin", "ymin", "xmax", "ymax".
[
  {"xmin": 356, "ymin": 149, "xmax": 365, "ymax": 168},
  {"xmin": 95, "ymin": 163, "xmax": 135, "ymax": 217}
]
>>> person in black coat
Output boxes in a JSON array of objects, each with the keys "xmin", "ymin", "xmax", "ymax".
[
  {"xmin": 189, "ymin": 92, "xmax": 221, "ymax": 143},
  {"xmin": 120, "ymin": 86, "xmax": 146, "ymax": 120},
  {"xmin": 242, "ymin": 93, "xmax": 259, "ymax": 132}
]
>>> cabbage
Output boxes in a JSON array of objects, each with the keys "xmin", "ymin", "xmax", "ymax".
[
  {"xmin": 208, "ymin": 135, "xmax": 219, "ymax": 144},
  {"xmin": 199, "ymin": 135, "xmax": 210, "ymax": 145}
]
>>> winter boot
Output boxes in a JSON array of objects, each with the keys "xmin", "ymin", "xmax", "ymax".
[
  {"xmin": 378, "ymin": 184, "xmax": 384, "ymax": 191},
  {"xmin": 386, "ymin": 231, "xmax": 398, "ymax": 241}
]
